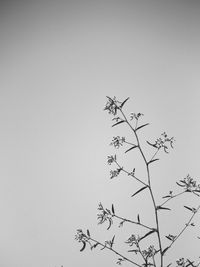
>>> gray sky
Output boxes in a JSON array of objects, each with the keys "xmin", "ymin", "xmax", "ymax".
[{"xmin": 1, "ymin": 1, "xmax": 200, "ymax": 266}]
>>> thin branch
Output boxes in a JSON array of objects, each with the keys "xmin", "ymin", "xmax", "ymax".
[
  {"xmin": 137, "ymin": 242, "xmax": 146, "ymax": 263},
  {"xmin": 114, "ymin": 159, "xmax": 148, "ymax": 187},
  {"xmin": 164, "ymin": 205, "xmax": 200, "ymax": 254},
  {"xmin": 149, "ymin": 148, "xmax": 160, "ymax": 162},
  {"xmin": 113, "ymin": 214, "xmax": 155, "ymax": 231},
  {"xmin": 160, "ymin": 191, "xmax": 186, "ymax": 207},
  {"xmin": 88, "ymin": 236, "xmax": 142, "ymax": 267},
  {"xmin": 124, "ymin": 140, "xmax": 137, "ymax": 146}
]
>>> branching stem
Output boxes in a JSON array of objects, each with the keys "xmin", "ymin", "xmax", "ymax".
[
  {"xmin": 165, "ymin": 205, "xmax": 200, "ymax": 253},
  {"xmin": 119, "ymin": 107, "xmax": 163, "ymax": 267}
]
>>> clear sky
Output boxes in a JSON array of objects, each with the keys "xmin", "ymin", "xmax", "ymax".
[{"xmin": 1, "ymin": 1, "xmax": 200, "ymax": 267}]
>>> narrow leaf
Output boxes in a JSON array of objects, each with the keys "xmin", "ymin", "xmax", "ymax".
[
  {"xmin": 107, "ymin": 219, "xmax": 112, "ymax": 230},
  {"xmin": 128, "ymin": 249, "xmax": 139, "ymax": 253},
  {"xmin": 136, "ymin": 123, "xmax": 149, "ymax": 131},
  {"xmin": 125, "ymin": 145, "xmax": 138, "ymax": 153},
  {"xmin": 157, "ymin": 206, "xmax": 171, "ymax": 211},
  {"xmin": 131, "ymin": 186, "xmax": 148, "ymax": 197},
  {"xmin": 179, "ymin": 180, "xmax": 186, "ymax": 184},
  {"xmin": 139, "ymin": 229, "xmax": 155, "ymax": 242},
  {"xmin": 165, "ymin": 236, "xmax": 173, "ymax": 241},
  {"xmin": 87, "ymin": 229, "xmax": 90, "ymax": 237},
  {"xmin": 111, "ymin": 204, "xmax": 115, "ymax": 215},
  {"xmin": 166, "ymin": 263, "xmax": 172, "ymax": 267},
  {"xmin": 111, "ymin": 235, "xmax": 115, "ymax": 247},
  {"xmin": 137, "ymin": 214, "xmax": 140, "ymax": 224},
  {"xmin": 148, "ymin": 158, "xmax": 159, "ymax": 165},
  {"xmin": 184, "ymin": 205, "xmax": 193, "ymax": 212},
  {"xmin": 162, "ymin": 195, "xmax": 171, "ymax": 199},
  {"xmin": 193, "ymin": 189, "xmax": 200, "ymax": 192},
  {"xmin": 112, "ymin": 120, "xmax": 125, "ymax": 127},
  {"xmin": 176, "ymin": 182, "xmax": 185, "ymax": 187},
  {"xmin": 146, "ymin": 140, "xmax": 157, "ymax": 148},
  {"xmin": 120, "ymin": 97, "xmax": 130, "ymax": 108},
  {"xmin": 80, "ymin": 241, "xmax": 86, "ymax": 252},
  {"xmin": 162, "ymin": 246, "xmax": 170, "ymax": 255},
  {"xmin": 93, "ymin": 242, "xmax": 99, "ymax": 248}
]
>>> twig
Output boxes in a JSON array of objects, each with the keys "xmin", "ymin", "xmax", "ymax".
[
  {"xmin": 164, "ymin": 205, "xmax": 200, "ymax": 254},
  {"xmin": 114, "ymin": 160, "xmax": 148, "ymax": 187},
  {"xmin": 88, "ymin": 236, "xmax": 142, "ymax": 267},
  {"xmin": 113, "ymin": 214, "xmax": 155, "ymax": 231},
  {"xmin": 160, "ymin": 191, "xmax": 186, "ymax": 207}
]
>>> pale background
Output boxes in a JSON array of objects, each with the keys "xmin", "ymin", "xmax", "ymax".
[{"xmin": 1, "ymin": 1, "xmax": 200, "ymax": 267}]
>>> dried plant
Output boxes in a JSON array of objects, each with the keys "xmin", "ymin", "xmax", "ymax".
[{"xmin": 75, "ymin": 96, "xmax": 200, "ymax": 267}]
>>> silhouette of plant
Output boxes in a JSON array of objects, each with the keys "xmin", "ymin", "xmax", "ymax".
[{"xmin": 75, "ymin": 96, "xmax": 200, "ymax": 267}]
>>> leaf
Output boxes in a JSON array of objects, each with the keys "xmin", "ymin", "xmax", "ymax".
[
  {"xmin": 157, "ymin": 206, "xmax": 171, "ymax": 211},
  {"xmin": 111, "ymin": 235, "xmax": 115, "ymax": 247},
  {"xmin": 162, "ymin": 195, "xmax": 171, "ymax": 199},
  {"xmin": 165, "ymin": 234, "xmax": 176, "ymax": 241},
  {"xmin": 112, "ymin": 120, "xmax": 125, "ymax": 127},
  {"xmin": 80, "ymin": 241, "xmax": 86, "ymax": 252},
  {"xmin": 139, "ymin": 229, "xmax": 155, "ymax": 242},
  {"xmin": 162, "ymin": 246, "xmax": 170, "ymax": 255},
  {"xmin": 165, "ymin": 236, "xmax": 173, "ymax": 241},
  {"xmin": 136, "ymin": 123, "xmax": 149, "ymax": 131},
  {"xmin": 193, "ymin": 189, "xmax": 200, "ymax": 193},
  {"xmin": 148, "ymin": 158, "xmax": 159, "ymax": 165},
  {"xmin": 176, "ymin": 182, "xmax": 185, "ymax": 187},
  {"xmin": 125, "ymin": 145, "xmax": 138, "ymax": 153},
  {"xmin": 111, "ymin": 204, "xmax": 115, "ymax": 215},
  {"xmin": 146, "ymin": 140, "xmax": 157, "ymax": 148},
  {"xmin": 166, "ymin": 263, "xmax": 172, "ymax": 267},
  {"xmin": 120, "ymin": 97, "xmax": 130, "ymax": 108},
  {"xmin": 137, "ymin": 214, "xmax": 140, "ymax": 224},
  {"xmin": 107, "ymin": 218, "xmax": 112, "ymax": 230},
  {"xmin": 131, "ymin": 186, "xmax": 148, "ymax": 197},
  {"xmin": 91, "ymin": 242, "xmax": 99, "ymax": 250},
  {"xmin": 184, "ymin": 205, "xmax": 193, "ymax": 212},
  {"xmin": 128, "ymin": 249, "xmax": 139, "ymax": 254},
  {"xmin": 87, "ymin": 229, "xmax": 90, "ymax": 237}
]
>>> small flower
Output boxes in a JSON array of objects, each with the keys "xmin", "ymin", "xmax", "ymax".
[
  {"xmin": 97, "ymin": 203, "xmax": 113, "ymax": 230},
  {"xmin": 107, "ymin": 155, "xmax": 116, "ymax": 165},
  {"xmin": 104, "ymin": 96, "xmax": 119, "ymax": 115},
  {"xmin": 125, "ymin": 234, "xmax": 140, "ymax": 247},
  {"xmin": 177, "ymin": 174, "xmax": 200, "ymax": 193},
  {"xmin": 75, "ymin": 229, "xmax": 88, "ymax": 242},
  {"xmin": 142, "ymin": 245, "xmax": 156, "ymax": 259},
  {"xmin": 110, "ymin": 168, "xmax": 122, "ymax": 179},
  {"xmin": 176, "ymin": 258, "xmax": 186, "ymax": 267},
  {"xmin": 148, "ymin": 132, "xmax": 175, "ymax": 153},
  {"xmin": 130, "ymin": 112, "xmax": 144, "ymax": 121},
  {"xmin": 110, "ymin": 136, "xmax": 126, "ymax": 148}
]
